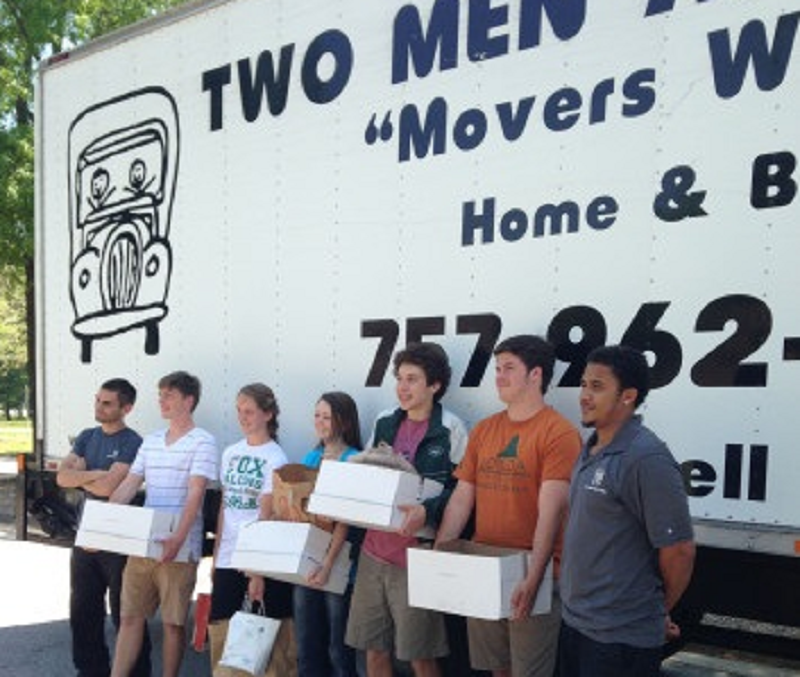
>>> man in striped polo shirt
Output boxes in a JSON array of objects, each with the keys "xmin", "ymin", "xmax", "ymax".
[{"xmin": 110, "ymin": 371, "xmax": 218, "ymax": 677}]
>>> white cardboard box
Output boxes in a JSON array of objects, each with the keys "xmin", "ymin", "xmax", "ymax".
[
  {"xmin": 230, "ymin": 521, "xmax": 352, "ymax": 595},
  {"xmin": 408, "ymin": 540, "xmax": 553, "ymax": 620},
  {"xmin": 307, "ymin": 460, "xmax": 443, "ymax": 536},
  {"xmin": 75, "ymin": 500, "xmax": 191, "ymax": 562}
]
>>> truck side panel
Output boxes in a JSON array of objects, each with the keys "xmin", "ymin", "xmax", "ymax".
[{"xmin": 36, "ymin": 1, "xmax": 800, "ymax": 546}]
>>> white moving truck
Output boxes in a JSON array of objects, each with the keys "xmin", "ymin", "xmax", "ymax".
[{"xmin": 35, "ymin": 0, "xmax": 800, "ymax": 630}]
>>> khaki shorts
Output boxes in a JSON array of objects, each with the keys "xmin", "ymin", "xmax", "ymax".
[
  {"xmin": 467, "ymin": 591, "xmax": 561, "ymax": 676},
  {"xmin": 346, "ymin": 553, "xmax": 448, "ymax": 662},
  {"xmin": 121, "ymin": 556, "xmax": 198, "ymax": 626}
]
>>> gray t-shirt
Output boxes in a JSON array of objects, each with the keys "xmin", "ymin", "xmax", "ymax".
[
  {"xmin": 74, "ymin": 426, "xmax": 142, "ymax": 500},
  {"xmin": 560, "ymin": 416, "xmax": 693, "ymax": 648}
]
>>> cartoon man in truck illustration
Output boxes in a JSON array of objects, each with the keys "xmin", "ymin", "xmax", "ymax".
[{"xmin": 68, "ymin": 87, "xmax": 179, "ymax": 363}]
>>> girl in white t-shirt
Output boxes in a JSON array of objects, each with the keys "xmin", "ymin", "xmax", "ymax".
[{"xmin": 207, "ymin": 383, "xmax": 292, "ymax": 674}]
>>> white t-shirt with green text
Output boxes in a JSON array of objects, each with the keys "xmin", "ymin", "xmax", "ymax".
[{"xmin": 215, "ymin": 438, "xmax": 288, "ymax": 568}]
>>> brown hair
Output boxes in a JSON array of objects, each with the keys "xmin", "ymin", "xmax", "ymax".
[
  {"xmin": 318, "ymin": 391, "xmax": 362, "ymax": 450},
  {"xmin": 238, "ymin": 383, "xmax": 280, "ymax": 440},
  {"xmin": 158, "ymin": 371, "xmax": 201, "ymax": 411}
]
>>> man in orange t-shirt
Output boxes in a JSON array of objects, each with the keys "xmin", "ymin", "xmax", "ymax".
[{"xmin": 436, "ymin": 335, "xmax": 581, "ymax": 677}]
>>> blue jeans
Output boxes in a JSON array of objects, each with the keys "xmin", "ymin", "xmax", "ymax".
[{"xmin": 293, "ymin": 584, "xmax": 356, "ymax": 677}]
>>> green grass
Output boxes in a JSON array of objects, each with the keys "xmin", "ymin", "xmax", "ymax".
[{"xmin": 0, "ymin": 422, "xmax": 33, "ymax": 455}]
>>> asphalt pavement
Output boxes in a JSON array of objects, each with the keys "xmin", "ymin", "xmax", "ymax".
[
  {"xmin": 0, "ymin": 462, "xmax": 213, "ymax": 677},
  {"xmin": 0, "ymin": 536, "xmax": 213, "ymax": 677}
]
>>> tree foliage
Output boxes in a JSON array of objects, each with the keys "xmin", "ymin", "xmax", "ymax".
[
  {"xmin": 0, "ymin": 267, "xmax": 27, "ymax": 417},
  {"xmin": 71, "ymin": 0, "xmax": 189, "ymax": 39},
  {"xmin": 0, "ymin": 0, "xmax": 189, "ymax": 267},
  {"xmin": 0, "ymin": 0, "xmax": 189, "ymax": 413}
]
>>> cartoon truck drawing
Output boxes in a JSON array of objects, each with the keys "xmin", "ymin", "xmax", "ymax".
[{"xmin": 68, "ymin": 87, "xmax": 179, "ymax": 363}]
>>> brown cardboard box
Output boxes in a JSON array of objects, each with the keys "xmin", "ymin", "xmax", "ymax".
[{"xmin": 272, "ymin": 464, "xmax": 333, "ymax": 531}]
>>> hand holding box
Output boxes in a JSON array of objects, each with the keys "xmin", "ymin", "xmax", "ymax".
[
  {"xmin": 408, "ymin": 540, "xmax": 553, "ymax": 620},
  {"xmin": 230, "ymin": 521, "xmax": 351, "ymax": 594},
  {"xmin": 76, "ymin": 501, "xmax": 192, "ymax": 561},
  {"xmin": 307, "ymin": 460, "xmax": 442, "ymax": 536}
]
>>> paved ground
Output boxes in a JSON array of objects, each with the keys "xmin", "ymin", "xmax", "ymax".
[
  {"xmin": 0, "ymin": 537, "xmax": 213, "ymax": 677},
  {"xmin": 0, "ymin": 461, "xmax": 213, "ymax": 676}
]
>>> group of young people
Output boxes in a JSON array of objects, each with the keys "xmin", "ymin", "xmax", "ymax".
[{"xmin": 57, "ymin": 335, "xmax": 696, "ymax": 677}]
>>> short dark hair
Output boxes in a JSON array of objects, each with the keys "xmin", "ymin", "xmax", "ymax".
[
  {"xmin": 494, "ymin": 335, "xmax": 555, "ymax": 394},
  {"xmin": 319, "ymin": 391, "xmax": 362, "ymax": 450},
  {"xmin": 239, "ymin": 383, "xmax": 280, "ymax": 440},
  {"xmin": 587, "ymin": 345, "xmax": 650, "ymax": 407},
  {"xmin": 101, "ymin": 378, "xmax": 137, "ymax": 408},
  {"xmin": 393, "ymin": 342, "xmax": 452, "ymax": 402},
  {"xmin": 158, "ymin": 371, "xmax": 201, "ymax": 411}
]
